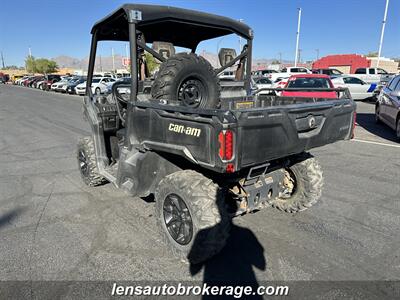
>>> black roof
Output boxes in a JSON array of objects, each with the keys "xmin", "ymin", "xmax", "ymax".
[{"xmin": 92, "ymin": 4, "xmax": 252, "ymax": 49}]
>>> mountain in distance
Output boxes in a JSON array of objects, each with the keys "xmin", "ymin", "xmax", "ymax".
[{"xmin": 52, "ymin": 52, "xmax": 292, "ymax": 71}]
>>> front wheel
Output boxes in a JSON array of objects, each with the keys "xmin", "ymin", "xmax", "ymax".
[
  {"xmin": 269, "ymin": 153, "xmax": 323, "ymax": 213},
  {"xmin": 77, "ymin": 137, "xmax": 107, "ymax": 186},
  {"xmin": 155, "ymin": 170, "xmax": 230, "ymax": 264}
]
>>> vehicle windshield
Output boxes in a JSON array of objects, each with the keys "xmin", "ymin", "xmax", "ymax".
[
  {"xmin": 256, "ymin": 78, "xmax": 272, "ymax": 84},
  {"xmin": 287, "ymin": 77, "xmax": 331, "ymax": 88},
  {"xmin": 92, "ymin": 78, "xmax": 101, "ymax": 83}
]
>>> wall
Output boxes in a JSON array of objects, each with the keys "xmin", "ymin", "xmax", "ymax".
[{"xmin": 312, "ymin": 54, "xmax": 370, "ymax": 73}]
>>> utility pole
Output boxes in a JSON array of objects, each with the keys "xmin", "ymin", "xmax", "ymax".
[
  {"xmin": 315, "ymin": 49, "xmax": 320, "ymax": 61},
  {"xmin": 377, "ymin": 0, "xmax": 389, "ymax": 68},
  {"xmin": 298, "ymin": 49, "xmax": 302, "ymax": 64},
  {"xmin": 294, "ymin": 8, "xmax": 302, "ymax": 67},
  {"xmin": 99, "ymin": 55, "xmax": 103, "ymax": 72},
  {"xmin": 111, "ymin": 47, "xmax": 115, "ymax": 72},
  {"xmin": 28, "ymin": 47, "xmax": 32, "ymax": 58},
  {"xmin": 1, "ymin": 51, "xmax": 5, "ymax": 69},
  {"xmin": 278, "ymin": 52, "xmax": 282, "ymax": 64}
]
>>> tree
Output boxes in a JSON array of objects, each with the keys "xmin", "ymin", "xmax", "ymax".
[
  {"xmin": 35, "ymin": 58, "xmax": 58, "ymax": 74},
  {"xmin": 271, "ymin": 59, "xmax": 281, "ymax": 65},
  {"xmin": 366, "ymin": 51, "xmax": 378, "ymax": 57},
  {"xmin": 145, "ymin": 52, "xmax": 159, "ymax": 74},
  {"xmin": 24, "ymin": 56, "xmax": 58, "ymax": 74},
  {"xmin": 25, "ymin": 56, "xmax": 36, "ymax": 73}
]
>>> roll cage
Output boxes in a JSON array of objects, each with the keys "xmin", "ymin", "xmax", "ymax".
[{"xmin": 86, "ymin": 3, "xmax": 254, "ymax": 100}]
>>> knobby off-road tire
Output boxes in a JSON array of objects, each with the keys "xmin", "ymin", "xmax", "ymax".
[
  {"xmin": 270, "ymin": 153, "xmax": 323, "ymax": 213},
  {"xmin": 77, "ymin": 137, "xmax": 107, "ymax": 186},
  {"xmin": 151, "ymin": 53, "xmax": 221, "ymax": 108},
  {"xmin": 155, "ymin": 170, "xmax": 230, "ymax": 264}
]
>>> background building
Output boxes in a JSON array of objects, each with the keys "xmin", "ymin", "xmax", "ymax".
[{"xmin": 312, "ymin": 54, "xmax": 398, "ymax": 73}]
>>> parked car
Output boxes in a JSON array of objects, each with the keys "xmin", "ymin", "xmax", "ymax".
[
  {"xmin": 30, "ymin": 76, "xmax": 45, "ymax": 88},
  {"xmin": 352, "ymin": 67, "xmax": 393, "ymax": 84},
  {"xmin": 42, "ymin": 75, "xmax": 62, "ymax": 90},
  {"xmin": 281, "ymin": 74, "xmax": 337, "ymax": 99},
  {"xmin": 252, "ymin": 69, "xmax": 278, "ymax": 77},
  {"xmin": 51, "ymin": 77, "xmax": 72, "ymax": 92},
  {"xmin": 312, "ymin": 68, "xmax": 343, "ymax": 76},
  {"xmin": 11, "ymin": 75, "xmax": 24, "ymax": 84},
  {"xmin": 331, "ymin": 76, "xmax": 377, "ymax": 100},
  {"xmin": 66, "ymin": 77, "xmax": 87, "ymax": 94},
  {"xmin": 75, "ymin": 77, "xmax": 116, "ymax": 95},
  {"xmin": 375, "ymin": 74, "xmax": 400, "ymax": 140},
  {"xmin": 219, "ymin": 70, "xmax": 235, "ymax": 80},
  {"xmin": 269, "ymin": 66, "xmax": 312, "ymax": 82},
  {"xmin": 0, "ymin": 72, "xmax": 9, "ymax": 83},
  {"xmin": 251, "ymin": 76, "xmax": 273, "ymax": 94}
]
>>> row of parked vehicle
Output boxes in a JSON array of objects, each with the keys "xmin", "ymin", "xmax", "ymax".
[
  {"xmin": 251, "ymin": 66, "xmax": 397, "ymax": 101},
  {"xmin": 12, "ymin": 73, "xmax": 128, "ymax": 96}
]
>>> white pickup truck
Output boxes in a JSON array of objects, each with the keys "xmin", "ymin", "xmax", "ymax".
[
  {"xmin": 351, "ymin": 67, "xmax": 393, "ymax": 84},
  {"xmin": 268, "ymin": 66, "xmax": 312, "ymax": 82}
]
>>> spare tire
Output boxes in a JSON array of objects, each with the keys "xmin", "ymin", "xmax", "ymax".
[{"xmin": 151, "ymin": 53, "xmax": 221, "ymax": 108}]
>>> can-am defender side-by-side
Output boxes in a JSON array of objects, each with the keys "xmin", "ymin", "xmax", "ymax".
[{"xmin": 77, "ymin": 4, "xmax": 356, "ymax": 263}]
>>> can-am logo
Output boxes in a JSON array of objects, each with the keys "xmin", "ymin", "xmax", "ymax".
[{"xmin": 168, "ymin": 123, "xmax": 201, "ymax": 137}]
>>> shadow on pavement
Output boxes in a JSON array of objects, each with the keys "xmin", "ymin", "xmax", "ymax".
[
  {"xmin": 0, "ymin": 207, "xmax": 24, "ymax": 229},
  {"xmin": 188, "ymin": 194, "xmax": 266, "ymax": 299},
  {"xmin": 356, "ymin": 112, "xmax": 398, "ymax": 143}
]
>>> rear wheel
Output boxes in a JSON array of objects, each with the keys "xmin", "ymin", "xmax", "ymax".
[
  {"xmin": 77, "ymin": 137, "xmax": 107, "ymax": 186},
  {"xmin": 269, "ymin": 153, "xmax": 323, "ymax": 213},
  {"xmin": 155, "ymin": 170, "xmax": 230, "ymax": 263}
]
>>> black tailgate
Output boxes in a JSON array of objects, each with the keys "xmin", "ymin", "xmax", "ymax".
[{"xmin": 235, "ymin": 100, "xmax": 355, "ymax": 168}]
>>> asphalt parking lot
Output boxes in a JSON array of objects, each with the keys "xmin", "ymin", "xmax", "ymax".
[{"xmin": 0, "ymin": 85, "xmax": 399, "ymax": 289}]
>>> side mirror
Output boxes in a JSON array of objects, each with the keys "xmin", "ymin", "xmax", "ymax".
[
  {"xmin": 218, "ymin": 48, "xmax": 237, "ymax": 67},
  {"xmin": 152, "ymin": 42, "xmax": 175, "ymax": 61}
]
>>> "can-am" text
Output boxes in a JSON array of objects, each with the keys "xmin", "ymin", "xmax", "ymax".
[{"xmin": 168, "ymin": 123, "xmax": 201, "ymax": 137}]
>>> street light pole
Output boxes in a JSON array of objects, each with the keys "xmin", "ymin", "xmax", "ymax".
[
  {"xmin": 377, "ymin": 0, "xmax": 389, "ymax": 68},
  {"xmin": 315, "ymin": 49, "xmax": 320, "ymax": 61},
  {"xmin": 294, "ymin": 8, "xmax": 302, "ymax": 67},
  {"xmin": 111, "ymin": 47, "xmax": 115, "ymax": 72}
]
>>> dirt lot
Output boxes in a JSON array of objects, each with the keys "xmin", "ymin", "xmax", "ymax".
[{"xmin": 0, "ymin": 85, "xmax": 399, "ymax": 297}]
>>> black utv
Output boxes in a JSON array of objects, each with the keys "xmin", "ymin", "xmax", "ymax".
[{"xmin": 77, "ymin": 4, "xmax": 356, "ymax": 263}]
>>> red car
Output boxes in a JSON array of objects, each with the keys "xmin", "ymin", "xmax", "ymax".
[{"xmin": 281, "ymin": 74, "xmax": 337, "ymax": 99}]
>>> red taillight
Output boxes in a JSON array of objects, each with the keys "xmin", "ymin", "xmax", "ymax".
[{"xmin": 218, "ymin": 130, "xmax": 234, "ymax": 161}]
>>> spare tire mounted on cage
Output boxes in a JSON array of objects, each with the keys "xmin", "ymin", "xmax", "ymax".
[{"xmin": 151, "ymin": 53, "xmax": 221, "ymax": 108}]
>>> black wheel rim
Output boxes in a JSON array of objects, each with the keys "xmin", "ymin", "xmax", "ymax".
[
  {"xmin": 78, "ymin": 150, "xmax": 89, "ymax": 177},
  {"xmin": 163, "ymin": 193, "xmax": 193, "ymax": 245},
  {"xmin": 178, "ymin": 78, "xmax": 206, "ymax": 108}
]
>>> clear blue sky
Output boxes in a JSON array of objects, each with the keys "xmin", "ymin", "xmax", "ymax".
[{"xmin": 1, "ymin": 0, "xmax": 399, "ymax": 66}]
